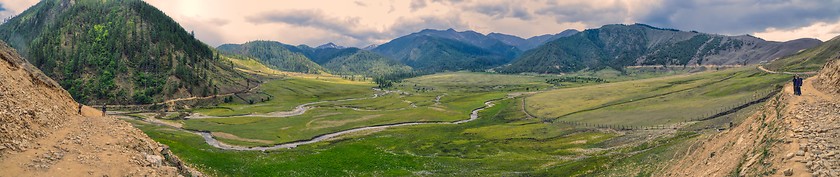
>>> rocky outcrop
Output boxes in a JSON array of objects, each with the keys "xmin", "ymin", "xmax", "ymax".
[{"xmin": 814, "ymin": 59, "xmax": 840, "ymax": 94}]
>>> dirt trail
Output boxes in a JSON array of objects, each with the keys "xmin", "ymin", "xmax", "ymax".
[
  {"xmin": 775, "ymin": 74, "xmax": 839, "ymax": 176},
  {"xmin": 663, "ymin": 69, "xmax": 839, "ymax": 176},
  {"xmin": 758, "ymin": 65, "xmax": 819, "ymax": 75},
  {"xmin": 97, "ymin": 83, "xmax": 261, "ymax": 109},
  {"xmin": 0, "ymin": 41, "xmax": 199, "ymax": 176}
]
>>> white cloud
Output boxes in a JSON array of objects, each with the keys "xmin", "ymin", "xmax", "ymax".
[
  {"xmin": 0, "ymin": 0, "xmax": 39, "ymax": 21},
  {"xmin": 754, "ymin": 19, "xmax": 840, "ymax": 42}
]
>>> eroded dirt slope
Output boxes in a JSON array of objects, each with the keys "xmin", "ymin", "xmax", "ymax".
[
  {"xmin": 0, "ymin": 41, "xmax": 198, "ymax": 176},
  {"xmin": 815, "ymin": 59, "xmax": 840, "ymax": 94},
  {"xmin": 663, "ymin": 64, "xmax": 839, "ymax": 176}
]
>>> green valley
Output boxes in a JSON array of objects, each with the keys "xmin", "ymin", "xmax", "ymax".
[{"xmin": 2, "ymin": 1, "xmax": 838, "ymax": 176}]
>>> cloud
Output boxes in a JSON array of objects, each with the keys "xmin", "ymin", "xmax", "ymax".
[
  {"xmin": 354, "ymin": 1, "xmax": 367, "ymax": 7},
  {"xmin": 389, "ymin": 13, "xmax": 469, "ymax": 36},
  {"xmin": 753, "ymin": 19, "xmax": 840, "ymax": 42},
  {"xmin": 639, "ymin": 0, "xmax": 840, "ymax": 35},
  {"xmin": 176, "ymin": 16, "xmax": 231, "ymax": 46},
  {"xmin": 246, "ymin": 9, "xmax": 381, "ymax": 42},
  {"xmin": 206, "ymin": 18, "xmax": 230, "ymax": 26},
  {"xmin": 535, "ymin": 1, "xmax": 630, "ymax": 26},
  {"xmin": 469, "ymin": 2, "xmax": 534, "ymax": 20},
  {"xmin": 0, "ymin": 0, "xmax": 39, "ymax": 20},
  {"xmin": 410, "ymin": 0, "xmax": 427, "ymax": 12}
]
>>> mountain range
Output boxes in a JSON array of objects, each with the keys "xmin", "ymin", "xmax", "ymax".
[
  {"xmin": 488, "ymin": 29, "xmax": 579, "ymax": 51},
  {"xmin": 218, "ymin": 41, "xmax": 412, "ymax": 76},
  {"xmin": 499, "ymin": 24, "xmax": 822, "ymax": 73},
  {"xmin": 370, "ymin": 28, "xmax": 523, "ymax": 72}
]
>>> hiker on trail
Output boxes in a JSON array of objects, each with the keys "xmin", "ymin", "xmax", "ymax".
[
  {"xmin": 793, "ymin": 75, "xmax": 803, "ymax": 96},
  {"xmin": 78, "ymin": 103, "xmax": 82, "ymax": 115},
  {"xmin": 101, "ymin": 104, "xmax": 107, "ymax": 116},
  {"xmin": 797, "ymin": 76, "xmax": 804, "ymax": 95}
]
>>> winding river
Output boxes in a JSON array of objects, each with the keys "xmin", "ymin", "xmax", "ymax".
[
  {"xmin": 196, "ymin": 100, "xmax": 495, "ymax": 150},
  {"xmin": 139, "ymin": 90, "xmax": 499, "ymax": 151}
]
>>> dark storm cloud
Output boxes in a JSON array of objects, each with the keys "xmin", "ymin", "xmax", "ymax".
[{"xmin": 639, "ymin": 0, "xmax": 840, "ymax": 34}]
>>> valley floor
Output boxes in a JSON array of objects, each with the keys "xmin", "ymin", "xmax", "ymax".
[{"xmin": 112, "ymin": 67, "xmax": 792, "ymax": 176}]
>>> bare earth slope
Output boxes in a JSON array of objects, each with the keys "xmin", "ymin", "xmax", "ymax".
[
  {"xmin": 815, "ymin": 59, "xmax": 840, "ymax": 94},
  {"xmin": 0, "ymin": 42, "xmax": 197, "ymax": 176},
  {"xmin": 664, "ymin": 65, "xmax": 839, "ymax": 176}
]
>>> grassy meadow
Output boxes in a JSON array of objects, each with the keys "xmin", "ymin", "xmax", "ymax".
[
  {"xmin": 132, "ymin": 97, "xmax": 667, "ymax": 176},
  {"xmin": 123, "ymin": 66, "xmax": 781, "ymax": 176},
  {"xmin": 194, "ymin": 77, "xmax": 375, "ymax": 116},
  {"xmin": 526, "ymin": 67, "xmax": 788, "ymax": 126}
]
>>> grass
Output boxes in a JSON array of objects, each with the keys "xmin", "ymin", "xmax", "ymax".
[
  {"xmin": 194, "ymin": 77, "xmax": 375, "ymax": 116},
  {"xmin": 185, "ymin": 92, "xmax": 504, "ymax": 145},
  {"xmin": 526, "ymin": 68, "xmax": 789, "ymax": 126},
  {"xmin": 765, "ymin": 36, "xmax": 840, "ymax": 72},
  {"xmin": 135, "ymin": 97, "xmax": 626, "ymax": 176},
  {"xmin": 128, "ymin": 68, "xmax": 781, "ymax": 176}
]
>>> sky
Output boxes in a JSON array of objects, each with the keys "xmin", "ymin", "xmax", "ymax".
[{"xmin": 1, "ymin": 0, "xmax": 840, "ymax": 48}]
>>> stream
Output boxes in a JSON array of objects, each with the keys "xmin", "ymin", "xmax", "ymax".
[
  {"xmin": 139, "ymin": 90, "xmax": 498, "ymax": 151},
  {"xmin": 196, "ymin": 100, "xmax": 495, "ymax": 150}
]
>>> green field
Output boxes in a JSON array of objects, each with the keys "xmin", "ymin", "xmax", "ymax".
[
  {"xmin": 184, "ymin": 92, "xmax": 503, "ymax": 145},
  {"xmin": 125, "ymin": 67, "xmax": 782, "ymax": 176},
  {"xmin": 194, "ymin": 77, "xmax": 375, "ymax": 116},
  {"xmin": 526, "ymin": 67, "xmax": 787, "ymax": 126},
  {"xmin": 133, "ymin": 98, "xmax": 640, "ymax": 176}
]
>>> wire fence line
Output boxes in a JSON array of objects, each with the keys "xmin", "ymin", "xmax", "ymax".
[{"xmin": 527, "ymin": 88, "xmax": 781, "ymax": 131}]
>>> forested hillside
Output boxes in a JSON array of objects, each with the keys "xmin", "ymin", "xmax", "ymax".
[
  {"xmin": 217, "ymin": 41, "xmax": 326, "ymax": 74},
  {"xmin": 218, "ymin": 41, "xmax": 413, "ymax": 77},
  {"xmin": 318, "ymin": 48, "xmax": 412, "ymax": 76},
  {"xmin": 500, "ymin": 24, "xmax": 821, "ymax": 73},
  {"xmin": 372, "ymin": 29, "xmax": 525, "ymax": 72},
  {"xmin": 0, "ymin": 0, "xmax": 252, "ymax": 104}
]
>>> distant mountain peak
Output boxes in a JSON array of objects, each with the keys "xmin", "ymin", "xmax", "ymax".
[
  {"xmin": 556, "ymin": 29, "xmax": 580, "ymax": 36},
  {"xmin": 316, "ymin": 42, "xmax": 345, "ymax": 49},
  {"xmin": 362, "ymin": 44, "xmax": 378, "ymax": 50}
]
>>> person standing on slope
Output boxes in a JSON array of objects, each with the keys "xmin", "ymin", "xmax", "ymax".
[
  {"xmin": 797, "ymin": 76, "xmax": 804, "ymax": 95},
  {"xmin": 793, "ymin": 75, "xmax": 802, "ymax": 96}
]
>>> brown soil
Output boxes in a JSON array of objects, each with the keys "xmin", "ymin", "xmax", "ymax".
[
  {"xmin": 662, "ymin": 65, "xmax": 839, "ymax": 176},
  {"xmin": 814, "ymin": 59, "xmax": 840, "ymax": 94},
  {"xmin": 0, "ymin": 42, "xmax": 200, "ymax": 176}
]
